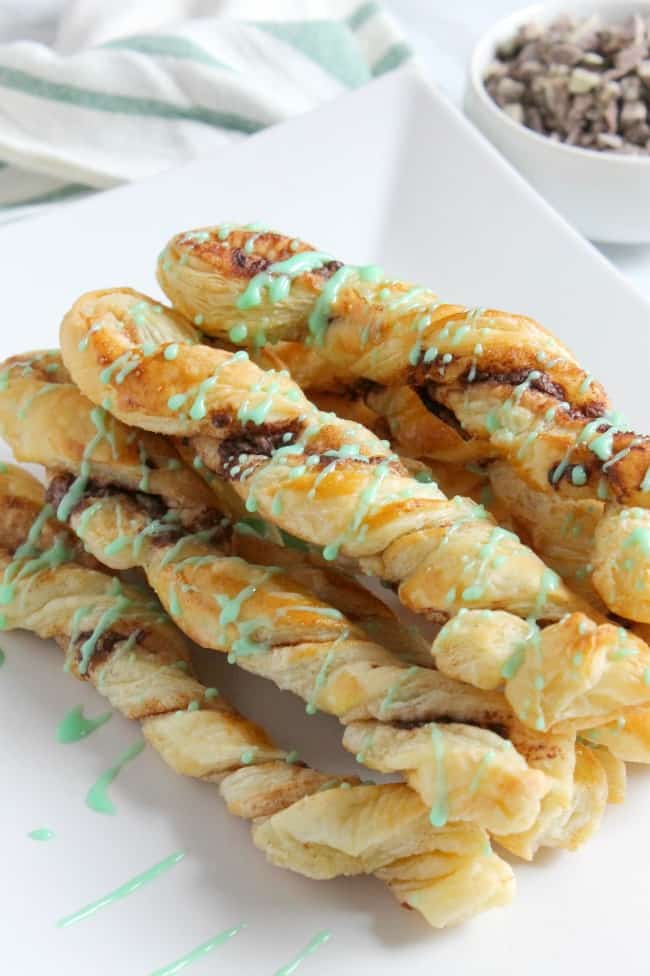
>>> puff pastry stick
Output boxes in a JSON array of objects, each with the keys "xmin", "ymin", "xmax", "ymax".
[
  {"xmin": 38, "ymin": 484, "xmax": 602, "ymax": 858},
  {"xmin": 157, "ymin": 227, "xmax": 650, "ymax": 622},
  {"xmin": 59, "ymin": 290, "xmax": 585, "ymax": 625},
  {"xmin": 156, "ymin": 225, "xmax": 648, "ymax": 510},
  {"xmin": 0, "ymin": 463, "xmax": 515, "ymax": 928},
  {"xmin": 0, "ymin": 353, "xmax": 555, "ymax": 835},
  {"xmin": 57, "ymin": 293, "xmax": 650, "ymax": 732}
]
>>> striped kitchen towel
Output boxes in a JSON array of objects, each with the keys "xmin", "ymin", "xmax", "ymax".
[{"xmin": 0, "ymin": 0, "xmax": 411, "ymax": 222}]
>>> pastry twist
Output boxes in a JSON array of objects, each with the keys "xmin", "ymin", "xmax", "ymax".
[
  {"xmin": 56, "ymin": 293, "xmax": 650, "ymax": 733},
  {"xmin": 14, "ymin": 364, "xmax": 612, "ymax": 860},
  {"xmin": 0, "ymin": 349, "xmax": 558, "ymax": 835},
  {"xmin": 0, "ymin": 463, "xmax": 514, "ymax": 929},
  {"xmin": 156, "ymin": 226, "xmax": 650, "ymax": 623},
  {"xmin": 155, "ymin": 225, "xmax": 642, "ymax": 508}
]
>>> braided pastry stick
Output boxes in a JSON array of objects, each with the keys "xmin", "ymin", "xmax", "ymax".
[
  {"xmin": 157, "ymin": 226, "xmax": 650, "ymax": 621},
  {"xmin": 0, "ymin": 350, "xmax": 558, "ymax": 835},
  {"xmin": 3, "ymin": 358, "xmax": 616, "ymax": 858},
  {"xmin": 57, "ymin": 293, "xmax": 650, "ymax": 733},
  {"xmin": 0, "ymin": 463, "xmax": 515, "ymax": 928},
  {"xmin": 155, "ymin": 225, "xmax": 639, "ymax": 505}
]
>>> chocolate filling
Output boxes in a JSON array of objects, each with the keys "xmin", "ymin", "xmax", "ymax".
[
  {"xmin": 46, "ymin": 474, "xmax": 225, "ymax": 540},
  {"xmin": 217, "ymin": 420, "xmax": 305, "ymax": 475},
  {"xmin": 392, "ymin": 717, "xmax": 510, "ymax": 740},
  {"xmin": 470, "ymin": 368, "xmax": 567, "ymax": 401},
  {"xmin": 418, "ymin": 387, "xmax": 470, "ymax": 439},
  {"xmin": 231, "ymin": 249, "xmax": 271, "ymax": 277},
  {"xmin": 74, "ymin": 627, "xmax": 144, "ymax": 671},
  {"xmin": 47, "ymin": 474, "xmax": 168, "ymax": 521}
]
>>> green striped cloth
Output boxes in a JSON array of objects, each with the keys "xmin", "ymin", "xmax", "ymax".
[{"xmin": 0, "ymin": 1, "xmax": 411, "ymax": 222}]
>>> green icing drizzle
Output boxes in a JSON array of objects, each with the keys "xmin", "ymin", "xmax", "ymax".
[
  {"xmin": 28, "ymin": 828, "xmax": 55, "ymax": 841},
  {"xmin": 273, "ymin": 931, "xmax": 332, "ymax": 976},
  {"xmin": 428, "ymin": 725, "xmax": 448, "ymax": 827},
  {"xmin": 57, "ymin": 850, "xmax": 185, "ymax": 927},
  {"xmin": 468, "ymin": 749, "xmax": 495, "ymax": 795},
  {"xmin": 229, "ymin": 323, "xmax": 248, "ymax": 343},
  {"xmin": 57, "ymin": 704, "xmax": 112, "ymax": 743},
  {"xmin": 85, "ymin": 739, "xmax": 146, "ymax": 814},
  {"xmin": 148, "ymin": 923, "xmax": 247, "ymax": 976},
  {"xmin": 78, "ymin": 592, "xmax": 133, "ymax": 675}
]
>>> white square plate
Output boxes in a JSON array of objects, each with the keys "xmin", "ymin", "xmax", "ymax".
[{"xmin": 2, "ymin": 64, "xmax": 650, "ymax": 976}]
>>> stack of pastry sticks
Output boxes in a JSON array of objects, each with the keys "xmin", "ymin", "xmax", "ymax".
[{"xmin": 2, "ymin": 225, "xmax": 650, "ymax": 931}]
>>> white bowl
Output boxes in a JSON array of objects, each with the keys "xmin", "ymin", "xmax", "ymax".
[{"xmin": 464, "ymin": 0, "xmax": 650, "ymax": 243}]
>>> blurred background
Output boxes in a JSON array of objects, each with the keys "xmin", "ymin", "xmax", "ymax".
[{"xmin": 0, "ymin": 0, "xmax": 648, "ymax": 294}]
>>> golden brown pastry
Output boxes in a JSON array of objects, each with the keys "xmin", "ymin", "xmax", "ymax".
[
  {"xmin": 58, "ymin": 290, "xmax": 585, "ymax": 625},
  {"xmin": 155, "ymin": 225, "xmax": 642, "ymax": 508},
  {"xmin": 155, "ymin": 225, "xmax": 650, "ymax": 624},
  {"xmin": 0, "ymin": 351, "xmax": 555, "ymax": 835},
  {"xmin": 592, "ymin": 505, "xmax": 650, "ymax": 623},
  {"xmin": 432, "ymin": 609, "xmax": 650, "ymax": 731},
  {"xmin": 487, "ymin": 461, "xmax": 606, "ymax": 610},
  {"xmin": 0, "ymin": 462, "xmax": 514, "ymax": 928},
  {"xmin": 56, "ymin": 292, "xmax": 650, "ymax": 735}
]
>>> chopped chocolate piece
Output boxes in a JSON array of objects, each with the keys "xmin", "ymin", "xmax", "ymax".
[{"xmin": 484, "ymin": 12, "xmax": 650, "ymax": 154}]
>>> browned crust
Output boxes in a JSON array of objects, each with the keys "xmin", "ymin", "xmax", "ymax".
[{"xmin": 172, "ymin": 228, "xmax": 343, "ymax": 287}]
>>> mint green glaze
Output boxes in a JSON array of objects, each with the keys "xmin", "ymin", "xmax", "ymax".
[
  {"xmin": 428, "ymin": 726, "xmax": 448, "ymax": 827},
  {"xmin": 0, "ymin": 647, "xmax": 4, "ymax": 667},
  {"xmin": 28, "ymin": 828, "xmax": 55, "ymax": 841},
  {"xmin": 322, "ymin": 459, "xmax": 392, "ymax": 562},
  {"xmin": 164, "ymin": 344, "xmax": 179, "ymax": 361},
  {"xmin": 236, "ymin": 251, "xmax": 335, "ymax": 310},
  {"xmin": 237, "ymin": 379, "xmax": 280, "ymax": 426},
  {"xmin": 0, "ymin": 504, "xmax": 72, "ymax": 611},
  {"xmin": 624, "ymin": 526, "xmax": 650, "ymax": 556},
  {"xmin": 229, "ymin": 323, "xmax": 248, "ymax": 343},
  {"xmin": 57, "ymin": 850, "xmax": 185, "ymax": 927},
  {"xmin": 168, "ymin": 350, "xmax": 249, "ymax": 422},
  {"xmin": 378, "ymin": 666, "xmax": 418, "ymax": 718},
  {"xmin": 532, "ymin": 568, "xmax": 559, "ymax": 619},
  {"xmin": 168, "ymin": 393, "xmax": 187, "ymax": 411},
  {"xmin": 308, "ymin": 265, "xmax": 355, "ymax": 345},
  {"xmin": 148, "ymin": 923, "xmax": 246, "ymax": 976},
  {"xmin": 285, "ymin": 750, "xmax": 300, "ymax": 764},
  {"xmin": 193, "ymin": 313, "xmax": 204, "ymax": 326},
  {"xmin": 240, "ymin": 748, "xmax": 256, "ymax": 764},
  {"xmin": 57, "ymin": 704, "xmax": 112, "ymax": 743},
  {"xmin": 415, "ymin": 470, "xmax": 434, "ymax": 484},
  {"xmin": 57, "ymin": 406, "xmax": 116, "ymax": 522},
  {"xmin": 578, "ymin": 373, "xmax": 593, "ymax": 396},
  {"xmin": 305, "ymin": 633, "xmax": 346, "ymax": 715},
  {"xmin": 273, "ymin": 931, "xmax": 332, "ymax": 976},
  {"xmin": 468, "ymin": 749, "xmax": 495, "ymax": 795},
  {"xmin": 18, "ymin": 382, "xmax": 57, "ymax": 420},
  {"xmin": 587, "ymin": 428, "xmax": 615, "ymax": 461},
  {"xmin": 86, "ymin": 739, "xmax": 146, "ymax": 814},
  {"xmin": 571, "ymin": 465, "xmax": 588, "ymax": 486},
  {"xmin": 78, "ymin": 593, "xmax": 132, "ymax": 675}
]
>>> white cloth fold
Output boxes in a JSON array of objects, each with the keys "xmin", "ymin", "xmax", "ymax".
[{"xmin": 0, "ymin": 0, "xmax": 411, "ymax": 222}]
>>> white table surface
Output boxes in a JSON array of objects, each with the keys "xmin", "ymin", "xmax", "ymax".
[{"xmin": 2, "ymin": 0, "xmax": 649, "ymax": 300}]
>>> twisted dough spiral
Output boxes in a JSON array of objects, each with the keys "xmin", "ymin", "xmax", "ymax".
[
  {"xmin": 8, "ymin": 363, "xmax": 612, "ymax": 860},
  {"xmin": 156, "ymin": 225, "xmax": 645, "ymax": 508},
  {"xmin": 157, "ymin": 226, "xmax": 650, "ymax": 623},
  {"xmin": 56, "ymin": 292, "xmax": 650, "ymax": 734},
  {"xmin": 0, "ymin": 463, "xmax": 515, "ymax": 928}
]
